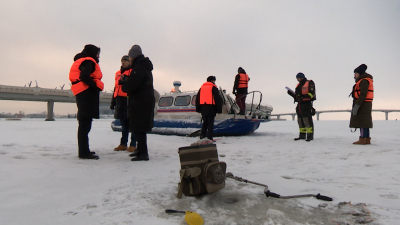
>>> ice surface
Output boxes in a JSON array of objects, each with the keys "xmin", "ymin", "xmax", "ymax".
[{"xmin": 0, "ymin": 118, "xmax": 399, "ymax": 224}]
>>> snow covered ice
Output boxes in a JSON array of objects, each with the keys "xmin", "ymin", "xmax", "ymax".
[{"xmin": 0, "ymin": 118, "xmax": 399, "ymax": 224}]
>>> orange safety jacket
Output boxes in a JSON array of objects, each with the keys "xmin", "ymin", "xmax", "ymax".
[
  {"xmin": 113, "ymin": 69, "xmax": 132, "ymax": 98},
  {"xmin": 199, "ymin": 82, "xmax": 217, "ymax": 105},
  {"xmin": 69, "ymin": 57, "xmax": 104, "ymax": 96},
  {"xmin": 354, "ymin": 78, "xmax": 374, "ymax": 102},
  {"xmin": 296, "ymin": 80, "xmax": 313, "ymax": 101},
  {"xmin": 237, "ymin": 73, "xmax": 249, "ymax": 88}
]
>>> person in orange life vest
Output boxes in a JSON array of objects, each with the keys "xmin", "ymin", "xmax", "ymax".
[
  {"xmin": 350, "ymin": 64, "xmax": 373, "ymax": 145},
  {"xmin": 287, "ymin": 73, "xmax": 316, "ymax": 141},
  {"xmin": 110, "ymin": 55, "xmax": 137, "ymax": 152},
  {"xmin": 232, "ymin": 67, "xmax": 250, "ymax": 115},
  {"xmin": 195, "ymin": 76, "xmax": 223, "ymax": 140},
  {"xmin": 69, "ymin": 44, "xmax": 104, "ymax": 160}
]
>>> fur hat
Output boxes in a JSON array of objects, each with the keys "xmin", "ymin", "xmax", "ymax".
[
  {"xmin": 354, "ymin": 64, "xmax": 367, "ymax": 74},
  {"xmin": 128, "ymin": 45, "xmax": 142, "ymax": 59},
  {"xmin": 296, "ymin": 73, "xmax": 305, "ymax": 79},
  {"xmin": 207, "ymin": 76, "xmax": 216, "ymax": 82}
]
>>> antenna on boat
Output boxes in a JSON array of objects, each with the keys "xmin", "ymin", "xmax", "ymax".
[{"xmin": 173, "ymin": 81, "xmax": 181, "ymax": 93}]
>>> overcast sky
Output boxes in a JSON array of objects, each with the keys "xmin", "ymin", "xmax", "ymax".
[{"xmin": 1, "ymin": 0, "xmax": 399, "ymax": 120}]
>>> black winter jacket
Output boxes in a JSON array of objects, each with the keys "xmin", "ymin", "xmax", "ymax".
[{"xmin": 122, "ymin": 55, "xmax": 155, "ymax": 132}]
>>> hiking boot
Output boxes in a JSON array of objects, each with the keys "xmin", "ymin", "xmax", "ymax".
[
  {"xmin": 353, "ymin": 137, "xmax": 368, "ymax": 145},
  {"xmin": 114, "ymin": 145, "xmax": 127, "ymax": 151},
  {"xmin": 127, "ymin": 146, "xmax": 137, "ymax": 152},
  {"xmin": 306, "ymin": 133, "xmax": 314, "ymax": 142},
  {"xmin": 79, "ymin": 154, "xmax": 99, "ymax": 160},
  {"xmin": 129, "ymin": 150, "xmax": 139, "ymax": 157},
  {"xmin": 131, "ymin": 154, "xmax": 149, "ymax": 161},
  {"xmin": 294, "ymin": 133, "xmax": 306, "ymax": 141}
]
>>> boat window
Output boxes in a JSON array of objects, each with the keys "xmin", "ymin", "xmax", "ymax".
[
  {"xmin": 158, "ymin": 97, "xmax": 173, "ymax": 107},
  {"xmin": 174, "ymin": 95, "xmax": 191, "ymax": 106},
  {"xmin": 191, "ymin": 95, "xmax": 196, "ymax": 105}
]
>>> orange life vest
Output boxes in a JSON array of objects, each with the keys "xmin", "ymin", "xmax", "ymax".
[
  {"xmin": 354, "ymin": 78, "xmax": 374, "ymax": 102},
  {"xmin": 113, "ymin": 69, "xmax": 132, "ymax": 98},
  {"xmin": 69, "ymin": 57, "xmax": 104, "ymax": 96},
  {"xmin": 296, "ymin": 80, "xmax": 312, "ymax": 101},
  {"xmin": 199, "ymin": 82, "xmax": 217, "ymax": 105},
  {"xmin": 237, "ymin": 73, "xmax": 249, "ymax": 88}
]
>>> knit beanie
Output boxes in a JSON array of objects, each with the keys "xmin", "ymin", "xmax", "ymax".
[
  {"xmin": 207, "ymin": 76, "xmax": 216, "ymax": 82},
  {"xmin": 121, "ymin": 55, "xmax": 130, "ymax": 61},
  {"xmin": 296, "ymin": 73, "xmax": 305, "ymax": 79},
  {"xmin": 128, "ymin": 45, "xmax": 142, "ymax": 59},
  {"xmin": 354, "ymin": 64, "xmax": 367, "ymax": 74}
]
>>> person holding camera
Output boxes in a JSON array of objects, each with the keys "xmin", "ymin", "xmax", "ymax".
[{"xmin": 287, "ymin": 73, "xmax": 316, "ymax": 141}]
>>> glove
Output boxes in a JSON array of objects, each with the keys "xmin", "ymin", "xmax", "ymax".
[
  {"xmin": 352, "ymin": 104, "xmax": 360, "ymax": 115},
  {"xmin": 118, "ymin": 75, "xmax": 127, "ymax": 85},
  {"xmin": 110, "ymin": 105, "xmax": 115, "ymax": 110}
]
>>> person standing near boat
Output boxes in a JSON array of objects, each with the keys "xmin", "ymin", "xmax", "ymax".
[
  {"xmin": 121, "ymin": 45, "xmax": 155, "ymax": 161},
  {"xmin": 196, "ymin": 76, "xmax": 222, "ymax": 140},
  {"xmin": 350, "ymin": 64, "xmax": 373, "ymax": 145},
  {"xmin": 69, "ymin": 44, "xmax": 103, "ymax": 160},
  {"xmin": 110, "ymin": 55, "xmax": 137, "ymax": 153},
  {"xmin": 232, "ymin": 67, "xmax": 250, "ymax": 115},
  {"xmin": 287, "ymin": 73, "xmax": 316, "ymax": 141}
]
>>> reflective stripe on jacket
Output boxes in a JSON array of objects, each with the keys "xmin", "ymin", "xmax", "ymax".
[
  {"xmin": 296, "ymin": 80, "xmax": 312, "ymax": 101},
  {"xmin": 354, "ymin": 78, "xmax": 374, "ymax": 102},
  {"xmin": 237, "ymin": 73, "xmax": 249, "ymax": 88},
  {"xmin": 69, "ymin": 57, "xmax": 104, "ymax": 96},
  {"xmin": 113, "ymin": 69, "xmax": 132, "ymax": 98},
  {"xmin": 199, "ymin": 82, "xmax": 217, "ymax": 105}
]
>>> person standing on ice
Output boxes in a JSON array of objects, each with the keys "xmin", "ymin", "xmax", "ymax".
[
  {"xmin": 196, "ymin": 76, "xmax": 222, "ymax": 140},
  {"xmin": 110, "ymin": 55, "xmax": 137, "ymax": 153},
  {"xmin": 287, "ymin": 73, "xmax": 316, "ymax": 141},
  {"xmin": 69, "ymin": 44, "xmax": 103, "ymax": 160},
  {"xmin": 232, "ymin": 67, "xmax": 250, "ymax": 115},
  {"xmin": 350, "ymin": 64, "xmax": 373, "ymax": 145},
  {"xmin": 121, "ymin": 45, "xmax": 155, "ymax": 161}
]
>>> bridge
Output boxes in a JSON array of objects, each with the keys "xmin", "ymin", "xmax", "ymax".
[
  {"xmin": 271, "ymin": 109, "xmax": 400, "ymax": 121},
  {"xmin": 0, "ymin": 84, "xmax": 112, "ymax": 121}
]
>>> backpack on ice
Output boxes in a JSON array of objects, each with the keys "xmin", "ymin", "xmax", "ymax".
[{"xmin": 177, "ymin": 144, "xmax": 226, "ymax": 198}]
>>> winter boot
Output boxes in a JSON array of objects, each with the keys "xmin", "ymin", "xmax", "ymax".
[
  {"xmin": 129, "ymin": 150, "xmax": 139, "ymax": 157},
  {"xmin": 306, "ymin": 133, "xmax": 314, "ymax": 142},
  {"xmin": 131, "ymin": 154, "xmax": 149, "ymax": 161},
  {"xmin": 366, "ymin": 137, "xmax": 371, "ymax": 145},
  {"xmin": 79, "ymin": 154, "xmax": 99, "ymax": 160},
  {"xmin": 127, "ymin": 146, "xmax": 137, "ymax": 152},
  {"xmin": 353, "ymin": 137, "xmax": 368, "ymax": 145},
  {"xmin": 114, "ymin": 145, "xmax": 127, "ymax": 151},
  {"xmin": 294, "ymin": 133, "xmax": 306, "ymax": 141}
]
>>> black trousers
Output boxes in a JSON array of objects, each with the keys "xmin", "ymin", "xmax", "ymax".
[
  {"xmin": 78, "ymin": 118, "xmax": 92, "ymax": 157},
  {"xmin": 134, "ymin": 132, "xmax": 148, "ymax": 156},
  {"xmin": 201, "ymin": 115, "xmax": 215, "ymax": 140}
]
